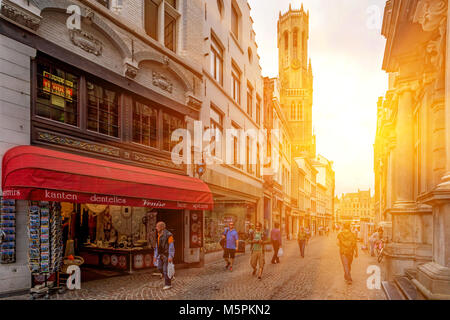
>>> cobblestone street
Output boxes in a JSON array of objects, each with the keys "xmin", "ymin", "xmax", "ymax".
[{"xmin": 5, "ymin": 234, "xmax": 385, "ymax": 300}]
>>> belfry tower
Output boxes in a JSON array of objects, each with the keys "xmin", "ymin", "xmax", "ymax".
[{"xmin": 278, "ymin": 3, "xmax": 315, "ymax": 158}]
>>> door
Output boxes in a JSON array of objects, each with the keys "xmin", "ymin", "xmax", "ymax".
[{"xmin": 156, "ymin": 210, "xmax": 184, "ymax": 264}]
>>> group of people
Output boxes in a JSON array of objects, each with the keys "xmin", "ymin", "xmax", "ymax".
[
  {"xmin": 153, "ymin": 218, "xmax": 381, "ymax": 290},
  {"xmin": 220, "ymin": 222, "xmax": 316, "ymax": 280},
  {"xmin": 220, "ymin": 221, "xmax": 276, "ymax": 280}
]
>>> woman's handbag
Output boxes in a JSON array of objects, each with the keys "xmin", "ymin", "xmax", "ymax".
[{"xmin": 278, "ymin": 247, "xmax": 284, "ymax": 257}]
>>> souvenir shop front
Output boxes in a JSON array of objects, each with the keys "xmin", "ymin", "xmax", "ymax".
[{"xmin": 1, "ymin": 146, "xmax": 213, "ymax": 281}]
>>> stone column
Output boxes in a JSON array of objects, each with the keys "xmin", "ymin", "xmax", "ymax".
[
  {"xmin": 415, "ymin": 4, "xmax": 450, "ymax": 299},
  {"xmin": 392, "ymin": 84, "xmax": 415, "ymax": 210},
  {"xmin": 384, "ymin": 80, "xmax": 433, "ymax": 281},
  {"xmin": 157, "ymin": 1, "xmax": 165, "ymax": 45}
]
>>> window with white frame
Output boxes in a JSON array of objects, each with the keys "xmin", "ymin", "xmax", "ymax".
[
  {"xmin": 231, "ymin": 63, "xmax": 241, "ymax": 104},
  {"xmin": 210, "ymin": 36, "xmax": 223, "ymax": 85},
  {"xmin": 144, "ymin": 0, "xmax": 180, "ymax": 53},
  {"xmin": 210, "ymin": 105, "xmax": 223, "ymax": 158},
  {"xmin": 247, "ymin": 85, "xmax": 253, "ymax": 117},
  {"xmin": 231, "ymin": 122, "xmax": 242, "ymax": 169}
]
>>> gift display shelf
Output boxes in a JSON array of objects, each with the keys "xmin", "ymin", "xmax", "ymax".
[
  {"xmin": 28, "ymin": 201, "xmax": 63, "ymax": 275},
  {"xmin": 1, "ymin": 198, "xmax": 16, "ymax": 264}
]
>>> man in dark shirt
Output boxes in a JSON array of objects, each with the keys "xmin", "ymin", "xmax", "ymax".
[{"xmin": 270, "ymin": 223, "xmax": 282, "ymax": 264}]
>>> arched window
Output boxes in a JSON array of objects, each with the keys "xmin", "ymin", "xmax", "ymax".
[
  {"xmin": 284, "ymin": 32, "xmax": 289, "ymax": 51},
  {"xmin": 302, "ymin": 31, "xmax": 306, "ymax": 51}
]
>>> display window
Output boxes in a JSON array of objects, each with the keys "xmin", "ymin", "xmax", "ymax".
[
  {"xmin": 87, "ymin": 80, "xmax": 120, "ymax": 138},
  {"xmin": 36, "ymin": 61, "xmax": 79, "ymax": 126},
  {"xmin": 204, "ymin": 202, "xmax": 255, "ymax": 252}
]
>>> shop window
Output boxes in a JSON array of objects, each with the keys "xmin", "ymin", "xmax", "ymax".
[
  {"xmin": 163, "ymin": 112, "xmax": 184, "ymax": 152},
  {"xmin": 144, "ymin": 0, "xmax": 159, "ymax": 41},
  {"xmin": 36, "ymin": 62, "xmax": 79, "ymax": 126},
  {"xmin": 211, "ymin": 36, "xmax": 224, "ymax": 85},
  {"xmin": 164, "ymin": 12, "xmax": 177, "ymax": 52},
  {"xmin": 87, "ymin": 80, "xmax": 120, "ymax": 138},
  {"xmin": 231, "ymin": 63, "xmax": 241, "ymax": 104},
  {"xmin": 133, "ymin": 101, "xmax": 158, "ymax": 148}
]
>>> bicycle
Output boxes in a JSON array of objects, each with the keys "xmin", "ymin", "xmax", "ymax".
[{"xmin": 376, "ymin": 239, "xmax": 385, "ymax": 263}]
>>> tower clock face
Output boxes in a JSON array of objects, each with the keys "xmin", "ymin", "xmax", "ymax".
[{"xmin": 291, "ymin": 58, "xmax": 301, "ymax": 70}]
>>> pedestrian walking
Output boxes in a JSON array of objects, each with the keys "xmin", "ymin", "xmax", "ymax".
[
  {"xmin": 297, "ymin": 227, "xmax": 307, "ymax": 258},
  {"xmin": 153, "ymin": 221, "xmax": 175, "ymax": 290},
  {"xmin": 337, "ymin": 223, "xmax": 358, "ymax": 284},
  {"xmin": 369, "ymin": 227, "xmax": 383, "ymax": 257},
  {"xmin": 305, "ymin": 227, "xmax": 311, "ymax": 244},
  {"xmin": 249, "ymin": 222, "xmax": 268, "ymax": 280},
  {"xmin": 222, "ymin": 221, "xmax": 239, "ymax": 271},
  {"xmin": 270, "ymin": 223, "xmax": 282, "ymax": 264}
]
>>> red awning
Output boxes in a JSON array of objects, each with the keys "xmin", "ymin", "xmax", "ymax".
[{"xmin": 2, "ymin": 146, "xmax": 213, "ymax": 210}]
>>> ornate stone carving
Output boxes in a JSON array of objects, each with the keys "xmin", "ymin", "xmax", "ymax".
[
  {"xmin": 162, "ymin": 55, "xmax": 170, "ymax": 66},
  {"xmin": 0, "ymin": 0, "xmax": 42, "ymax": 31},
  {"xmin": 414, "ymin": 0, "xmax": 448, "ymax": 71},
  {"xmin": 132, "ymin": 152, "xmax": 183, "ymax": 170},
  {"xmin": 124, "ymin": 62, "xmax": 139, "ymax": 79},
  {"xmin": 414, "ymin": 0, "xmax": 447, "ymax": 32},
  {"xmin": 152, "ymin": 72, "xmax": 173, "ymax": 93},
  {"xmin": 186, "ymin": 94, "xmax": 202, "ymax": 110},
  {"xmin": 37, "ymin": 131, "xmax": 120, "ymax": 157},
  {"xmin": 69, "ymin": 29, "xmax": 103, "ymax": 56}
]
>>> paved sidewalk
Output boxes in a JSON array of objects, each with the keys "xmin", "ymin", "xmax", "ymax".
[{"xmin": 2, "ymin": 234, "xmax": 385, "ymax": 300}]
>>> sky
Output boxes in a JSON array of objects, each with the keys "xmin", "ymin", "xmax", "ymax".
[{"xmin": 248, "ymin": 0, "xmax": 389, "ymax": 197}]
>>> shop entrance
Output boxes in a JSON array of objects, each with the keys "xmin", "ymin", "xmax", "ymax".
[{"xmin": 156, "ymin": 210, "xmax": 184, "ymax": 264}]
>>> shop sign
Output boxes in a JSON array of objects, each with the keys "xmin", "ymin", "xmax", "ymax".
[
  {"xmin": 3, "ymin": 188, "xmax": 213, "ymax": 211},
  {"xmin": 42, "ymin": 71, "xmax": 74, "ymax": 102}
]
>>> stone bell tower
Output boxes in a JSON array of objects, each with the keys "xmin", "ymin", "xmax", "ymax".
[{"xmin": 278, "ymin": 3, "xmax": 315, "ymax": 158}]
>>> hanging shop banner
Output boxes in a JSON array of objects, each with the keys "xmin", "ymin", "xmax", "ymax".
[
  {"xmin": 189, "ymin": 211, "xmax": 203, "ymax": 248},
  {"xmin": 2, "ymin": 188, "xmax": 213, "ymax": 211}
]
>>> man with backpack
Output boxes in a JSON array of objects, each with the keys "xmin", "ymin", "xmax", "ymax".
[
  {"xmin": 337, "ymin": 223, "xmax": 358, "ymax": 284},
  {"xmin": 221, "ymin": 221, "xmax": 239, "ymax": 271}
]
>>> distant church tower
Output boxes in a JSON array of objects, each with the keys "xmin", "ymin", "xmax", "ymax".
[{"xmin": 278, "ymin": 3, "xmax": 315, "ymax": 158}]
